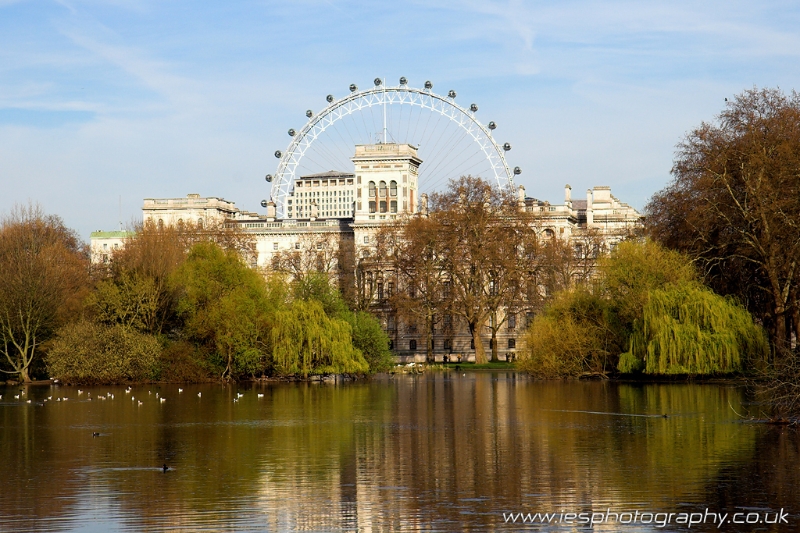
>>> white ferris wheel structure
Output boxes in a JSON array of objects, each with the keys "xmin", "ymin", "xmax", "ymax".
[{"xmin": 265, "ymin": 77, "xmax": 521, "ymax": 218}]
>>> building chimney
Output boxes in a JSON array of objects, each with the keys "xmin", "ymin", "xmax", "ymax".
[
  {"xmin": 564, "ymin": 184, "xmax": 572, "ymax": 206},
  {"xmin": 267, "ymin": 201, "xmax": 276, "ymax": 221},
  {"xmin": 586, "ymin": 189, "xmax": 594, "ymax": 226},
  {"xmin": 518, "ymin": 185, "xmax": 526, "ymax": 210}
]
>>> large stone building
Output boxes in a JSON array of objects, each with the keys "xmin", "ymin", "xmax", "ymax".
[{"xmin": 92, "ymin": 142, "xmax": 643, "ymax": 362}]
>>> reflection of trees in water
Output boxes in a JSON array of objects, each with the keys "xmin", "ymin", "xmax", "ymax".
[
  {"xmin": 696, "ymin": 427, "xmax": 800, "ymax": 532},
  {"xmin": 3, "ymin": 379, "xmax": 796, "ymax": 531}
]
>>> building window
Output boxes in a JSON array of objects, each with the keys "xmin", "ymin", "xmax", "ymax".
[
  {"xmin": 508, "ymin": 313, "xmax": 516, "ymax": 330},
  {"xmin": 377, "ymin": 282, "xmax": 384, "ymax": 301},
  {"xmin": 390, "ymin": 180, "xmax": 397, "ymax": 196},
  {"xmin": 369, "ymin": 181, "xmax": 376, "ymax": 196},
  {"xmin": 410, "ymin": 339, "xmax": 417, "ymax": 350},
  {"xmin": 508, "ymin": 338, "xmax": 516, "ymax": 349},
  {"xmin": 380, "ymin": 200, "xmax": 387, "ymax": 213},
  {"xmin": 273, "ymin": 242, "xmax": 278, "ymax": 250},
  {"xmin": 387, "ymin": 282, "xmax": 394, "ymax": 298},
  {"xmin": 444, "ymin": 339, "xmax": 452, "ymax": 350},
  {"xmin": 379, "ymin": 181, "xmax": 386, "ymax": 196},
  {"xmin": 295, "ymin": 243, "xmax": 300, "ymax": 250},
  {"xmin": 363, "ymin": 236, "xmax": 369, "ymax": 244},
  {"xmin": 369, "ymin": 201, "xmax": 376, "ymax": 213},
  {"xmin": 390, "ymin": 200, "xmax": 397, "ymax": 213}
]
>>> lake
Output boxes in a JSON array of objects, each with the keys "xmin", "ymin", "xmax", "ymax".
[{"xmin": 1, "ymin": 373, "xmax": 797, "ymax": 532}]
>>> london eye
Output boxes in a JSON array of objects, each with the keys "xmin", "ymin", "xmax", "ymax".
[{"xmin": 266, "ymin": 77, "xmax": 520, "ymax": 218}]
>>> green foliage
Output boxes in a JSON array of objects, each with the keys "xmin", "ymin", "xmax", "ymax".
[
  {"xmin": 172, "ymin": 242, "xmax": 271, "ymax": 379},
  {"xmin": 292, "ymin": 272, "xmax": 349, "ymax": 317},
  {"xmin": 519, "ymin": 290, "xmax": 618, "ymax": 377},
  {"xmin": 270, "ymin": 299, "xmax": 369, "ymax": 377},
  {"xmin": 622, "ymin": 283, "xmax": 769, "ymax": 374},
  {"xmin": 343, "ymin": 311, "xmax": 393, "ymax": 372},
  {"xmin": 46, "ymin": 320, "xmax": 161, "ymax": 384},
  {"xmin": 292, "ymin": 271, "xmax": 392, "ymax": 373},
  {"xmin": 88, "ymin": 271, "xmax": 159, "ymax": 332},
  {"xmin": 601, "ymin": 239, "xmax": 696, "ymax": 329},
  {"xmin": 521, "ymin": 239, "xmax": 766, "ymax": 377}
]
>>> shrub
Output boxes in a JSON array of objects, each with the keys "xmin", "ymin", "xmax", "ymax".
[{"xmin": 46, "ymin": 320, "xmax": 161, "ymax": 384}]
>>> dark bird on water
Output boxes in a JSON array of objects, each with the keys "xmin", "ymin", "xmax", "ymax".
[
  {"xmin": 162, "ymin": 464, "xmax": 169, "ymax": 472},
  {"xmin": 92, "ymin": 432, "xmax": 100, "ymax": 437}
]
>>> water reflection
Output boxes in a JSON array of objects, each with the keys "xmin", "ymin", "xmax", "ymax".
[{"xmin": 0, "ymin": 375, "xmax": 796, "ymax": 532}]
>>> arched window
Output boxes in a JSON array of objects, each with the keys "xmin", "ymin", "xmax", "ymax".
[
  {"xmin": 379, "ymin": 181, "xmax": 387, "ymax": 196},
  {"xmin": 543, "ymin": 228, "xmax": 555, "ymax": 239},
  {"xmin": 368, "ymin": 181, "xmax": 376, "ymax": 197},
  {"xmin": 390, "ymin": 180, "xmax": 397, "ymax": 197}
]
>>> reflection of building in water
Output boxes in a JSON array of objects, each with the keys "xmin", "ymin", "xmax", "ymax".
[{"xmin": 92, "ymin": 142, "xmax": 643, "ymax": 362}]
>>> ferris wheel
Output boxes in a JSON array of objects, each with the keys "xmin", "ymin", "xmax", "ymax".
[{"xmin": 265, "ymin": 77, "xmax": 521, "ymax": 218}]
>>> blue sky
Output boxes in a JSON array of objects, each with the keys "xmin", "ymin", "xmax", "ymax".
[{"xmin": 2, "ymin": 0, "xmax": 799, "ymax": 239}]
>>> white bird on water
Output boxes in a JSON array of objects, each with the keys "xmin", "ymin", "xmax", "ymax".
[
  {"xmin": 197, "ymin": 392, "xmax": 202, "ymax": 398},
  {"xmin": 178, "ymin": 388, "xmax": 183, "ymax": 393},
  {"xmin": 257, "ymin": 393, "xmax": 264, "ymax": 399},
  {"xmin": 160, "ymin": 398, "xmax": 166, "ymax": 403},
  {"xmin": 137, "ymin": 401, "xmax": 143, "ymax": 406}
]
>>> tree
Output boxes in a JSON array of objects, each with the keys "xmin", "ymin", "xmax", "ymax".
[
  {"xmin": 647, "ymin": 87, "xmax": 800, "ymax": 352},
  {"xmin": 270, "ymin": 299, "xmax": 369, "ymax": 377},
  {"xmin": 620, "ymin": 283, "xmax": 769, "ymax": 374},
  {"xmin": 0, "ymin": 204, "xmax": 89, "ymax": 382},
  {"xmin": 172, "ymin": 242, "xmax": 271, "ymax": 379},
  {"xmin": 291, "ymin": 272, "xmax": 392, "ymax": 372},
  {"xmin": 428, "ymin": 176, "xmax": 531, "ymax": 363},
  {"xmin": 109, "ymin": 219, "xmax": 256, "ymax": 336},
  {"xmin": 380, "ymin": 216, "xmax": 449, "ymax": 362}
]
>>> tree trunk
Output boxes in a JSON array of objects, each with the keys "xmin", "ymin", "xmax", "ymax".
[
  {"xmin": 470, "ymin": 322, "xmax": 487, "ymax": 364},
  {"xmin": 426, "ymin": 314, "xmax": 434, "ymax": 363},
  {"xmin": 490, "ymin": 327, "xmax": 498, "ymax": 362}
]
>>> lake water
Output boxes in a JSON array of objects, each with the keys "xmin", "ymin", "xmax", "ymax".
[{"xmin": 1, "ymin": 373, "xmax": 798, "ymax": 532}]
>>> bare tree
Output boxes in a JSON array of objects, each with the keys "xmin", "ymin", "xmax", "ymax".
[
  {"xmin": 380, "ymin": 216, "xmax": 450, "ymax": 362},
  {"xmin": 0, "ymin": 204, "xmax": 89, "ymax": 382},
  {"xmin": 648, "ymin": 87, "xmax": 800, "ymax": 353}
]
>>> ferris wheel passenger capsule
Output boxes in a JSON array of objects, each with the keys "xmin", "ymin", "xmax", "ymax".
[
  {"xmin": 399, "ymin": 77, "xmax": 407, "ymax": 85},
  {"xmin": 448, "ymin": 90, "xmax": 457, "ymax": 98},
  {"xmin": 260, "ymin": 200, "xmax": 268, "ymax": 208},
  {"xmin": 274, "ymin": 150, "xmax": 282, "ymax": 158},
  {"xmin": 288, "ymin": 129, "xmax": 296, "ymax": 137},
  {"xmin": 374, "ymin": 78, "xmax": 382, "ymax": 86},
  {"xmin": 349, "ymin": 84, "xmax": 358, "ymax": 92},
  {"xmin": 306, "ymin": 110, "xmax": 313, "ymax": 118},
  {"xmin": 265, "ymin": 174, "xmax": 273, "ymax": 182},
  {"xmin": 470, "ymin": 103, "xmax": 478, "ymax": 112},
  {"xmin": 514, "ymin": 167, "xmax": 522, "ymax": 175},
  {"xmin": 503, "ymin": 143, "xmax": 512, "ymax": 151},
  {"xmin": 488, "ymin": 121, "xmax": 497, "ymax": 130},
  {"xmin": 424, "ymin": 80, "xmax": 433, "ymax": 90},
  {"xmin": 326, "ymin": 94, "xmax": 334, "ymax": 103}
]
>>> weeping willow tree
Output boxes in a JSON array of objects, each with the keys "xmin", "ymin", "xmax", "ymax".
[
  {"xmin": 271, "ymin": 299, "xmax": 369, "ymax": 377},
  {"xmin": 619, "ymin": 283, "xmax": 769, "ymax": 374}
]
